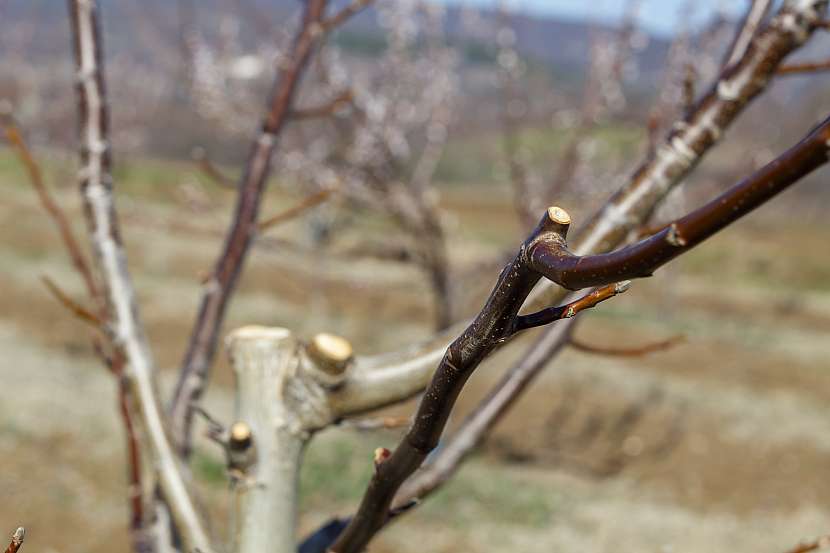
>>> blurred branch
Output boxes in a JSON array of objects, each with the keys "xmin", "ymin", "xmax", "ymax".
[
  {"xmin": 289, "ymin": 90, "xmax": 353, "ymax": 120},
  {"xmin": 4, "ymin": 528, "xmax": 24, "ymax": 553},
  {"xmin": 569, "ymin": 334, "xmax": 685, "ymax": 357},
  {"xmin": 39, "ymin": 275, "xmax": 103, "ymax": 328},
  {"xmin": 784, "ymin": 535, "xmax": 830, "ymax": 553},
  {"xmin": 170, "ymin": 0, "xmax": 330, "ymax": 459},
  {"xmin": 67, "ymin": 2, "xmax": 214, "ymax": 552},
  {"xmin": 320, "ymin": 0, "xmax": 375, "ymax": 32},
  {"xmin": 258, "ymin": 188, "xmax": 334, "ymax": 232},
  {"xmin": 777, "ymin": 60, "xmax": 830, "ymax": 74},
  {"xmin": 328, "ymin": 207, "xmax": 630, "ymax": 553},
  {"xmin": 0, "ymin": 113, "xmax": 101, "ymax": 304},
  {"xmin": 721, "ymin": 0, "xmax": 773, "ymax": 69},
  {"xmin": 191, "ymin": 147, "xmax": 236, "ymax": 189}
]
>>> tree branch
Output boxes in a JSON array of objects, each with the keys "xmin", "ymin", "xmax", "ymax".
[
  {"xmin": 721, "ymin": 0, "xmax": 773, "ymax": 70},
  {"xmin": 67, "ymin": 2, "xmax": 214, "ymax": 552},
  {"xmin": 4, "ymin": 528, "xmax": 24, "ymax": 553},
  {"xmin": 569, "ymin": 334, "xmax": 685, "ymax": 357},
  {"xmin": 784, "ymin": 535, "xmax": 830, "ymax": 553},
  {"xmin": 0, "ymin": 113, "xmax": 101, "ymax": 305},
  {"xmin": 258, "ymin": 188, "xmax": 334, "ymax": 233},
  {"xmin": 327, "ymin": 207, "xmax": 630, "ymax": 552},
  {"xmin": 169, "ymin": 0, "xmax": 330, "ymax": 459},
  {"xmin": 191, "ymin": 147, "xmax": 236, "ymax": 189},
  {"xmin": 778, "ymin": 59, "xmax": 830, "ymax": 74},
  {"xmin": 327, "ymin": 110, "xmax": 830, "ymax": 552},
  {"xmin": 330, "ymin": 0, "xmax": 829, "ymax": 421},
  {"xmin": 526, "ymin": 115, "xmax": 830, "ymax": 291}
]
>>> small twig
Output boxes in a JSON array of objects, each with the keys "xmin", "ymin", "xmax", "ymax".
[
  {"xmin": 340, "ymin": 415, "xmax": 411, "ymax": 432},
  {"xmin": 39, "ymin": 275, "xmax": 104, "ymax": 328},
  {"xmin": 0, "ymin": 113, "xmax": 101, "ymax": 305},
  {"xmin": 777, "ymin": 60, "xmax": 830, "ymax": 75},
  {"xmin": 289, "ymin": 90, "xmax": 353, "ymax": 120},
  {"xmin": 4, "ymin": 528, "xmax": 24, "ymax": 553},
  {"xmin": 784, "ymin": 535, "xmax": 830, "ymax": 553},
  {"xmin": 513, "ymin": 282, "xmax": 630, "ymax": 333},
  {"xmin": 191, "ymin": 146, "xmax": 236, "ymax": 189},
  {"xmin": 257, "ymin": 188, "xmax": 334, "ymax": 232},
  {"xmin": 320, "ymin": 0, "xmax": 375, "ymax": 32},
  {"xmin": 569, "ymin": 334, "xmax": 685, "ymax": 357},
  {"xmin": 721, "ymin": 0, "xmax": 773, "ymax": 69}
]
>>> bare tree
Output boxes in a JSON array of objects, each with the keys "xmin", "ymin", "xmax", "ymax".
[{"xmin": 4, "ymin": 1, "xmax": 830, "ymax": 553}]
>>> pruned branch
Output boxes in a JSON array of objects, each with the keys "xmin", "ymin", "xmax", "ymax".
[
  {"xmin": 525, "ymin": 0, "xmax": 827, "ymax": 310},
  {"xmin": 67, "ymin": 1, "xmax": 214, "ymax": 552},
  {"xmin": 327, "ymin": 110, "xmax": 830, "ymax": 552},
  {"xmin": 3, "ymin": 529, "xmax": 23, "ymax": 553},
  {"xmin": 327, "ymin": 206, "xmax": 630, "ymax": 552},
  {"xmin": 170, "ymin": 0, "xmax": 330, "ymax": 459},
  {"xmin": 526, "ymin": 115, "xmax": 830, "ymax": 291}
]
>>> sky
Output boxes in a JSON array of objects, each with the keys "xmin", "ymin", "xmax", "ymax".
[{"xmin": 439, "ymin": 0, "xmax": 751, "ymax": 36}]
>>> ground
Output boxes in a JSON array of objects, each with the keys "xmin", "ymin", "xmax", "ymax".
[{"xmin": 1, "ymin": 148, "xmax": 829, "ymax": 552}]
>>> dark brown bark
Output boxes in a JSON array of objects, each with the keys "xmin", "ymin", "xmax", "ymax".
[
  {"xmin": 528, "ymin": 115, "xmax": 830, "ymax": 291},
  {"xmin": 169, "ymin": 0, "xmax": 329, "ymax": 458}
]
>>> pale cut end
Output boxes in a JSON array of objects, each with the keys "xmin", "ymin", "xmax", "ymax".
[
  {"xmin": 308, "ymin": 332, "xmax": 354, "ymax": 374},
  {"xmin": 373, "ymin": 447, "xmax": 391, "ymax": 465},
  {"xmin": 615, "ymin": 280, "xmax": 632, "ymax": 294},
  {"xmin": 230, "ymin": 421, "xmax": 252, "ymax": 443},
  {"xmin": 227, "ymin": 325, "xmax": 291, "ymax": 343},
  {"xmin": 547, "ymin": 206, "xmax": 571, "ymax": 225},
  {"xmin": 11, "ymin": 528, "xmax": 24, "ymax": 545}
]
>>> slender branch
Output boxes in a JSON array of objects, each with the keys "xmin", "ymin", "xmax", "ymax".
[
  {"xmin": 289, "ymin": 90, "xmax": 353, "ymax": 120},
  {"xmin": 4, "ymin": 528, "xmax": 24, "ymax": 553},
  {"xmin": 784, "ymin": 535, "xmax": 830, "ymax": 553},
  {"xmin": 257, "ymin": 188, "xmax": 334, "ymax": 232},
  {"xmin": 191, "ymin": 147, "xmax": 236, "ymax": 189},
  {"xmin": 40, "ymin": 275, "xmax": 102, "ymax": 328},
  {"xmin": 170, "ymin": 0, "xmax": 330, "ymax": 459},
  {"xmin": 527, "ymin": 115, "xmax": 830, "ymax": 291},
  {"xmin": 67, "ymin": 2, "xmax": 214, "ymax": 552},
  {"xmin": 721, "ymin": 0, "xmax": 773, "ymax": 69},
  {"xmin": 320, "ymin": 0, "xmax": 375, "ymax": 32},
  {"xmin": 778, "ymin": 59, "xmax": 830, "ymax": 74},
  {"xmin": 1, "ymin": 113, "xmax": 101, "ymax": 304},
  {"xmin": 513, "ymin": 281, "xmax": 629, "ymax": 332},
  {"xmin": 3, "ymin": 108, "xmax": 153, "ymax": 552},
  {"xmin": 569, "ymin": 334, "xmax": 685, "ymax": 357}
]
